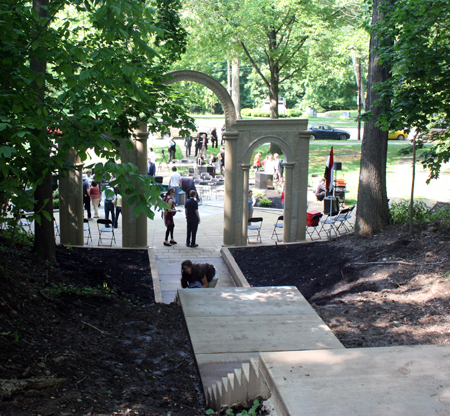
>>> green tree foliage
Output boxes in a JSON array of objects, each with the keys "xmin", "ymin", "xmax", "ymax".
[
  {"xmin": 374, "ymin": 0, "xmax": 450, "ymax": 180},
  {"xmin": 0, "ymin": 0, "xmax": 192, "ymax": 261}
]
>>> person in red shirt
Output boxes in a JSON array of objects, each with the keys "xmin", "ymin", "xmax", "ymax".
[{"xmin": 253, "ymin": 151, "xmax": 262, "ymax": 171}]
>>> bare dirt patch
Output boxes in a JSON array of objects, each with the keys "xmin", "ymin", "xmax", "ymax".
[
  {"xmin": 0, "ymin": 243, "xmax": 204, "ymax": 416},
  {"xmin": 231, "ymin": 223, "xmax": 450, "ymax": 348}
]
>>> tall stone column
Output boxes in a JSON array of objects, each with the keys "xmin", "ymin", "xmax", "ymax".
[
  {"xmin": 121, "ymin": 121, "xmax": 148, "ymax": 248},
  {"xmin": 241, "ymin": 164, "xmax": 251, "ymax": 244},
  {"xmin": 59, "ymin": 148, "xmax": 84, "ymax": 245},
  {"xmin": 223, "ymin": 130, "xmax": 239, "ymax": 246},
  {"xmin": 297, "ymin": 131, "xmax": 311, "ymax": 241},
  {"xmin": 283, "ymin": 162, "xmax": 295, "ymax": 242}
]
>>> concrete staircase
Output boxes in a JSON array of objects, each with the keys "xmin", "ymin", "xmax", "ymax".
[{"xmin": 205, "ymin": 357, "xmax": 270, "ymax": 410}]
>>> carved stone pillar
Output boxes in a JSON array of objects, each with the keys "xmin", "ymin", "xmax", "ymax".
[
  {"xmin": 241, "ymin": 164, "xmax": 251, "ymax": 244},
  {"xmin": 297, "ymin": 131, "xmax": 311, "ymax": 241},
  {"xmin": 59, "ymin": 148, "xmax": 84, "ymax": 245},
  {"xmin": 121, "ymin": 121, "xmax": 149, "ymax": 248},
  {"xmin": 283, "ymin": 162, "xmax": 295, "ymax": 242},
  {"xmin": 223, "ymin": 130, "xmax": 239, "ymax": 246}
]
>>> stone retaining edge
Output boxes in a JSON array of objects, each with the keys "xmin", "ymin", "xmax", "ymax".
[
  {"xmin": 148, "ymin": 248, "xmax": 163, "ymax": 303},
  {"xmin": 220, "ymin": 247, "xmax": 251, "ymax": 288}
]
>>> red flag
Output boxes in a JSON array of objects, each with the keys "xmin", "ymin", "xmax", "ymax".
[{"xmin": 324, "ymin": 147, "xmax": 334, "ymax": 192}]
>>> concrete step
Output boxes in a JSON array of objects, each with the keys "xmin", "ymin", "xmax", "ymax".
[{"xmin": 206, "ymin": 356, "xmax": 270, "ymax": 411}]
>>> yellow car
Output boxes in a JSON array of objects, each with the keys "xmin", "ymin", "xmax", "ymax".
[{"xmin": 388, "ymin": 130, "xmax": 408, "ymax": 140}]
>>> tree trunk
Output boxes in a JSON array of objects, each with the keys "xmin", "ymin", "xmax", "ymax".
[
  {"xmin": 231, "ymin": 57, "xmax": 242, "ymax": 119},
  {"xmin": 355, "ymin": 0, "xmax": 391, "ymax": 237},
  {"xmin": 269, "ymin": 66, "xmax": 279, "ymax": 119},
  {"xmin": 31, "ymin": 0, "xmax": 56, "ymax": 264}
]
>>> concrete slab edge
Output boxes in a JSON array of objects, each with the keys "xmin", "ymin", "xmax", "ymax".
[
  {"xmin": 148, "ymin": 248, "xmax": 163, "ymax": 303},
  {"xmin": 220, "ymin": 247, "xmax": 250, "ymax": 287},
  {"xmin": 259, "ymin": 353, "xmax": 290, "ymax": 416}
]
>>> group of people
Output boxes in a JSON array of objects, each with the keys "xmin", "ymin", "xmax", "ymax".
[
  {"xmin": 253, "ymin": 152, "xmax": 284, "ymax": 185},
  {"xmin": 184, "ymin": 126, "xmax": 223, "ymax": 158},
  {"xmin": 162, "ymin": 186, "xmax": 201, "ymax": 249},
  {"xmin": 82, "ymin": 171, "xmax": 122, "ymax": 229}
]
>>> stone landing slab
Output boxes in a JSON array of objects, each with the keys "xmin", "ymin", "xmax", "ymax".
[
  {"xmin": 177, "ymin": 286, "xmax": 344, "ymax": 390},
  {"xmin": 260, "ymin": 345, "xmax": 450, "ymax": 416}
]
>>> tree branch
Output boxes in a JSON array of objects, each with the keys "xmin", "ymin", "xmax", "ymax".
[{"xmin": 239, "ymin": 40, "xmax": 270, "ymax": 88}]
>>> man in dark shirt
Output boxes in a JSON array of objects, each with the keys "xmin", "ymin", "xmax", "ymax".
[
  {"xmin": 219, "ymin": 146, "xmax": 225, "ymax": 175},
  {"xmin": 82, "ymin": 176, "xmax": 91, "ymax": 219},
  {"xmin": 211, "ymin": 127, "xmax": 218, "ymax": 148},
  {"xmin": 181, "ymin": 177, "xmax": 199, "ymax": 201},
  {"xmin": 185, "ymin": 190, "xmax": 200, "ymax": 248}
]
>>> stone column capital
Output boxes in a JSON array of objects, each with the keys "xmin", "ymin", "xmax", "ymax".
[
  {"xmin": 283, "ymin": 162, "xmax": 296, "ymax": 170},
  {"xmin": 223, "ymin": 130, "xmax": 239, "ymax": 141},
  {"xmin": 241, "ymin": 164, "xmax": 252, "ymax": 171}
]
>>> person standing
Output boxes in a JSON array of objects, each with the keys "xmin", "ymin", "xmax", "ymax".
[
  {"xmin": 147, "ymin": 157, "xmax": 156, "ymax": 177},
  {"xmin": 148, "ymin": 148, "xmax": 157, "ymax": 176},
  {"xmin": 253, "ymin": 151, "xmax": 262, "ymax": 172},
  {"xmin": 168, "ymin": 166, "xmax": 182, "ymax": 205},
  {"xmin": 83, "ymin": 175, "xmax": 91, "ymax": 219},
  {"xmin": 185, "ymin": 190, "xmax": 200, "ymax": 248},
  {"xmin": 102, "ymin": 185, "xmax": 116, "ymax": 227},
  {"xmin": 89, "ymin": 180, "xmax": 101, "ymax": 218},
  {"xmin": 185, "ymin": 135, "xmax": 193, "ymax": 157},
  {"xmin": 148, "ymin": 147, "xmax": 157, "ymax": 164},
  {"xmin": 273, "ymin": 153, "xmax": 283, "ymax": 184},
  {"xmin": 163, "ymin": 188, "xmax": 181, "ymax": 246},
  {"xmin": 211, "ymin": 127, "xmax": 218, "ymax": 148},
  {"xmin": 219, "ymin": 146, "xmax": 225, "ymax": 175},
  {"xmin": 114, "ymin": 189, "xmax": 122, "ymax": 228},
  {"xmin": 168, "ymin": 138, "xmax": 176, "ymax": 162},
  {"xmin": 248, "ymin": 190, "xmax": 255, "ymax": 221},
  {"xmin": 195, "ymin": 133, "xmax": 202, "ymax": 157},
  {"xmin": 201, "ymin": 133, "xmax": 208, "ymax": 156}
]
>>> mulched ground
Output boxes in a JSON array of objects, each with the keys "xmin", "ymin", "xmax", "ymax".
[
  {"xmin": 2, "ymin": 216, "xmax": 450, "ymax": 415},
  {"xmin": 231, "ymin": 222, "xmax": 450, "ymax": 348},
  {"xmin": 0, "ymin": 243, "xmax": 205, "ymax": 416}
]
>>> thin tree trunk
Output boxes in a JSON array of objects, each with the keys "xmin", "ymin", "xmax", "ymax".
[
  {"xmin": 409, "ymin": 135, "xmax": 416, "ymax": 235},
  {"xmin": 231, "ymin": 57, "xmax": 241, "ymax": 120},
  {"xmin": 355, "ymin": 0, "xmax": 391, "ymax": 236},
  {"xmin": 269, "ymin": 67, "xmax": 279, "ymax": 119},
  {"xmin": 31, "ymin": 0, "xmax": 56, "ymax": 264}
]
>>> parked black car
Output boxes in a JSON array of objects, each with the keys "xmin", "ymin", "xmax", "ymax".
[{"xmin": 308, "ymin": 124, "xmax": 350, "ymax": 140}]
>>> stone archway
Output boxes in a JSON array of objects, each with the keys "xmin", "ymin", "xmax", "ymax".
[
  {"xmin": 163, "ymin": 70, "xmax": 237, "ymax": 129},
  {"xmin": 164, "ymin": 70, "xmax": 311, "ymax": 247},
  {"xmin": 60, "ymin": 70, "xmax": 311, "ymax": 248}
]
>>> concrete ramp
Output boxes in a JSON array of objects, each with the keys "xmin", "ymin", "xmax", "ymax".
[
  {"xmin": 176, "ymin": 286, "xmax": 344, "ymax": 392},
  {"xmin": 260, "ymin": 345, "xmax": 450, "ymax": 415}
]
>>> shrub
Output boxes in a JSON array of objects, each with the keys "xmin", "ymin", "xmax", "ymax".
[
  {"xmin": 287, "ymin": 109, "xmax": 302, "ymax": 117},
  {"xmin": 53, "ymin": 188, "xmax": 59, "ymax": 209},
  {"xmin": 241, "ymin": 108, "xmax": 253, "ymax": 117},
  {"xmin": 257, "ymin": 197, "xmax": 272, "ymax": 207},
  {"xmin": 389, "ymin": 199, "xmax": 429, "ymax": 225},
  {"xmin": 252, "ymin": 189, "xmax": 265, "ymax": 198}
]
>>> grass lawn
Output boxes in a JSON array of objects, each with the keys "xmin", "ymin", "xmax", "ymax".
[
  {"xmin": 248, "ymin": 141, "xmax": 450, "ymax": 206},
  {"xmin": 86, "ymin": 113, "xmax": 449, "ymax": 207}
]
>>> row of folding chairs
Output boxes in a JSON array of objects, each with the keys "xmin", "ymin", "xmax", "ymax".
[{"xmin": 306, "ymin": 205, "xmax": 356, "ymax": 240}]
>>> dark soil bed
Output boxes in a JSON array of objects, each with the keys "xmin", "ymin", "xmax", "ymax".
[
  {"xmin": 2, "ymin": 219, "xmax": 450, "ymax": 415},
  {"xmin": 0, "ymin": 244, "xmax": 205, "ymax": 416}
]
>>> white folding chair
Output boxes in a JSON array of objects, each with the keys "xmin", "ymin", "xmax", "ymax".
[
  {"xmin": 334, "ymin": 205, "xmax": 356, "ymax": 235},
  {"xmin": 97, "ymin": 219, "xmax": 116, "ymax": 246},
  {"xmin": 247, "ymin": 217, "xmax": 263, "ymax": 244},
  {"xmin": 84, "ymin": 218, "xmax": 92, "ymax": 245},
  {"xmin": 306, "ymin": 213, "xmax": 323, "ymax": 240},
  {"xmin": 271, "ymin": 215, "xmax": 284, "ymax": 242}
]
